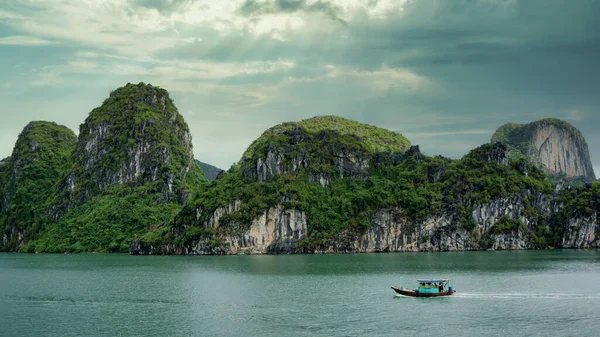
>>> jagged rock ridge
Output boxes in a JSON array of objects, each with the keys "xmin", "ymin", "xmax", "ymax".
[{"xmin": 492, "ymin": 118, "xmax": 595, "ymax": 182}]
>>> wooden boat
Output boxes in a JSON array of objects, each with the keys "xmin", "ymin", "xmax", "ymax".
[{"xmin": 392, "ymin": 278, "xmax": 455, "ymax": 297}]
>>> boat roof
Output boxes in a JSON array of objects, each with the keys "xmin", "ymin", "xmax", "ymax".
[{"xmin": 417, "ymin": 279, "xmax": 450, "ymax": 282}]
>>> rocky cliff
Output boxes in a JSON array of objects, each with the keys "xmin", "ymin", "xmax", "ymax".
[
  {"xmin": 132, "ymin": 188, "xmax": 598, "ymax": 255},
  {"xmin": 491, "ymin": 118, "xmax": 595, "ymax": 182},
  {"xmin": 64, "ymin": 82, "xmax": 202, "ymax": 204},
  {"xmin": 131, "ymin": 119, "xmax": 598, "ymax": 255},
  {"xmin": 0, "ymin": 122, "xmax": 77, "ymax": 251}
]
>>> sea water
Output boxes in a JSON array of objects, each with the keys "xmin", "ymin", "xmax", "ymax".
[{"xmin": 1, "ymin": 250, "xmax": 599, "ymax": 337}]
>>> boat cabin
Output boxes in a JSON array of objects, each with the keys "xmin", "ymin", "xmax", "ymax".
[{"xmin": 417, "ymin": 279, "xmax": 451, "ymax": 294}]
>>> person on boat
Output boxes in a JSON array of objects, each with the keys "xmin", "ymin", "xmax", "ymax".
[{"xmin": 438, "ymin": 283, "xmax": 443, "ymax": 292}]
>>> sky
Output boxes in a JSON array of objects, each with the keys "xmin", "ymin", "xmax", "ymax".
[{"xmin": 0, "ymin": 0, "xmax": 599, "ymax": 174}]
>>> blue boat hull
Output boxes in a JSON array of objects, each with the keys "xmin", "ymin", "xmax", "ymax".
[{"xmin": 391, "ymin": 286, "xmax": 456, "ymax": 297}]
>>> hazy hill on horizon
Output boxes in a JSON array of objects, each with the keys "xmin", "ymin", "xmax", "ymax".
[{"xmin": 195, "ymin": 160, "xmax": 223, "ymax": 181}]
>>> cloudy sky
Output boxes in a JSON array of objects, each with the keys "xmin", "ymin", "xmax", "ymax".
[{"xmin": 0, "ymin": 0, "xmax": 599, "ymax": 173}]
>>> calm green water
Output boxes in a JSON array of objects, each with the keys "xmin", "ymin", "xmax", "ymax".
[{"xmin": 1, "ymin": 251, "xmax": 599, "ymax": 337}]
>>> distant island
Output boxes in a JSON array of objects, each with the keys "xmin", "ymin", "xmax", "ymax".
[
  {"xmin": 196, "ymin": 160, "xmax": 223, "ymax": 181},
  {"xmin": 1, "ymin": 83, "xmax": 598, "ymax": 254}
]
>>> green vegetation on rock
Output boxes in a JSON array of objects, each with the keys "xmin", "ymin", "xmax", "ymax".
[
  {"xmin": 25, "ymin": 185, "xmax": 184, "ymax": 253},
  {"xmin": 2, "ymin": 87, "xmax": 598, "ymax": 254},
  {"xmin": 2, "ymin": 83, "xmax": 207, "ymax": 253},
  {"xmin": 0, "ymin": 122, "xmax": 77, "ymax": 251},
  {"xmin": 555, "ymin": 182, "xmax": 600, "ymax": 218},
  {"xmin": 242, "ymin": 115, "xmax": 411, "ymax": 161},
  {"xmin": 138, "ymin": 125, "xmax": 554, "ymax": 252},
  {"xmin": 237, "ymin": 116, "xmax": 412, "ymax": 187}
]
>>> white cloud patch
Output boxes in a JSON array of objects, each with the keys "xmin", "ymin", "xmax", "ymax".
[
  {"xmin": 325, "ymin": 65, "xmax": 431, "ymax": 94},
  {"xmin": 29, "ymin": 52, "xmax": 298, "ymax": 107},
  {"xmin": 0, "ymin": 0, "xmax": 414, "ymax": 57},
  {"xmin": 330, "ymin": 0, "xmax": 410, "ymax": 19},
  {"xmin": 284, "ymin": 64, "xmax": 433, "ymax": 101},
  {"xmin": 2, "ymin": 1, "xmax": 182, "ymax": 56},
  {"xmin": 0, "ymin": 35, "xmax": 57, "ymax": 46},
  {"xmin": 33, "ymin": 53, "xmax": 295, "ymax": 82}
]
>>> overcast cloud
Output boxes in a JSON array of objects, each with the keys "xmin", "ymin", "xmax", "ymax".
[{"xmin": 0, "ymin": 0, "xmax": 598, "ymax": 172}]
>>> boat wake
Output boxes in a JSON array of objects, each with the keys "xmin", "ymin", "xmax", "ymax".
[{"xmin": 452, "ymin": 293, "xmax": 600, "ymax": 300}]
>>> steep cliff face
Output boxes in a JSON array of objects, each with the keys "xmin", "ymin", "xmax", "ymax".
[
  {"xmin": 131, "ymin": 201, "xmax": 309, "ymax": 255},
  {"xmin": 0, "ymin": 122, "xmax": 77, "ymax": 251},
  {"xmin": 492, "ymin": 119, "xmax": 595, "ymax": 182},
  {"xmin": 65, "ymin": 83, "xmax": 200, "ymax": 204}
]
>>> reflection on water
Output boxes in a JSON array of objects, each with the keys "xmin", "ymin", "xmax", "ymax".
[{"xmin": 1, "ymin": 250, "xmax": 599, "ymax": 337}]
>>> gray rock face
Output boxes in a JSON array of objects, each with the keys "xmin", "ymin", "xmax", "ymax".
[
  {"xmin": 63, "ymin": 83, "xmax": 196, "ymax": 205},
  {"xmin": 492, "ymin": 119, "xmax": 596, "ymax": 181},
  {"xmin": 486, "ymin": 142, "xmax": 511, "ymax": 167},
  {"xmin": 533, "ymin": 123, "xmax": 593, "ymax": 178},
  {"xmin": 243, "ymin": 126, "xmax": 398, "ymax": 183},
  {"xmin": 308, "ymin": 172, "xmax": 332, "ymax": 186},
  {"xmin": 256, "ymin": 150, "xmax": 287, "ymax": 182},
  {"xmin": 249, "ymin": 146, "xmax": 371, "ymax": 183},
  {"xmin": 130, "ymin": 190, "xmax": 599, "ymax": 255},
  {"xmin": 131, "ymin": 202, "xmax": 308, "ymax": 255},
  {"xmin": 562, "ymin": 214, "xmax": 599, "ymax": 248}
]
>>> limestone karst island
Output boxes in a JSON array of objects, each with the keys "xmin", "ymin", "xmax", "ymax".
[
  {"xmin": 0, "ymin": 83, "xmax": 598, "ymax": 255},
  {"xmin": 3, "ymin": 2, "xmax": 600, "ymax": 337}
]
